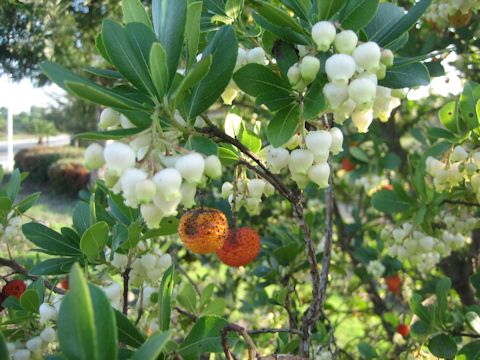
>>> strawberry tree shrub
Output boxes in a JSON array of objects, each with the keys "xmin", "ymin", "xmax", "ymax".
[{"xmin": 2, "ymin": 0, "xmax": 480, "ymax": 359}]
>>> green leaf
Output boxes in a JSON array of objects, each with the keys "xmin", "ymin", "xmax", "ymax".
[
  {"xmin": 365, "ymin": 3, "xmax": 405, "ymax": 46},
  {"xmin": 350, "ymin": 147, "xmax": 369, "ymax": 163},
  {"xmin": 0, "ymin": 332, "xmax": 9, "ymax": 360},
  {"xmin": 279, "ymin": 0, "xmax": 309, "ymax": 20},
  {"xmin": 89, "ymin": 285, "xmax": 118, "ymax": 360},
  {"xmin": 225, "ymin": 0, "xmax": 244, "ymax": 19},
  {"xmin": 22, "ymin": 222, "xmax": 81, "ymax": 256},
  {"xmin": 428, "ymin": 334, "xmax": 457, "ymax": 358},
  {"xmin": 143, "ymin": 217, "xmax": 179, "ymax": 238},
  {"xmin": 14, "ymin": 192, "xmax": 40, "ymax": 214},
  {"xmin": 466, "ymin": 312, "xmax": 480, "ymax": 334},
  {"xmin": 410, "ymin": 294, "xmax": 432, "ymax": 324},
  {"xmin": 380, "ymin": 62, "xmax": 430, "ymax": 89},
  {"xmin": 0, "ymin": 197, "xmax": 12, "ymax": 218},
  {"xmin": 80, "ymin": 222, "xmax": 110, "ymax": 262},
  {"xmin": 435, "ymin": 277, "xmax": 451, "ymax": 327},
  {"xmin": 177, "ymin": 283, "xmax": 197, "ymax": 314},
  {"xmin": 459, "ymin": 81, "xmax": 480, "ymax": 130},
  {"xmin": 316, "ymin": 0, "xmax": 346, "ymax": 20},
  {"xmin": 184, "ymin": 136, "xmax": 219, "ymax": 156},
  {"xmin": 30, "ymin": 258, "xmax": 76, "ymax": 276},
  {"xmin": 304, "ymin": 82, "xmax": 326, "ymax": 120},
  {"xmin": 187, "ymin": 26, "xmax": 238, "ymax": 118},
  {"xmin": 57, "ymin": 264, "xmax": 97, "ymax": 360},
  {"xmin": 254, "ymin": 1, "xmax": 306, "ymax": 35},
  {"xmin": 123, "ymin": 221, "xmax": 141, "ymax": 249},
  {"xmin": 218, "ymin": 145, "xmax": 240, "ymax": 165},
  {"xmin": 178, "ymin": 316, "xmax": 229, "ymax": 359},
  {"xmin": 115, "ymin": 309, "xmax": 146, "ymax": 348},
  {"xmin": 172, "ymin": 55, "xmax": 212, "ymax": 105},
  {"xmin": 233, "ymin": 64, "xmax": 294, "ymax": 111},
  {"xmin": 252, "ymin": 12, "xmax": 309, "ymax": 45},
  {"xmin": 240, "ymin": 128, "xmax": 262, "ymax": 153},
  {"xmin": 370, "ymin": 189, "xmax": 414, "ymax": 213},
  {"xmin": 122, "ymin": 0, "xmax": 152, "ymax": 28},
  {"xmin": 185, "ymin": 2, "xmax": 203, "ymax": 68},
  {"xmin": 457, "ymin": 340, "xmax": 480, "ymax": 360},
  {"xmin": 471, "ymin": 273, "xmax": 480, "ymax": 298},
  {"xmin": 5, "ymin": 169, "xmax": 20, "ymax": 202},
  {"xmin": 77, "ymin": 128, "xmax": 144, "ymax": 141},
  {"xmin": 102, "ymin": 20, "xmax": 156, "ymax": 96},
  {"xmin": 374, "ymin": 0, "xmax": 433, "ymax": 47},
  {"xmin": 73, "ymin": 202, "xmax": 93, "ymax": 236},
  {"xmin": 149, "ymin": 43, "xmax": 169, "ymax": 99},
  {"xmin": 439, "ymin": 101, "xmax": 459, "ymax": 134},
  {"xmin": 159, "ymin": 265, "xmax": 174, "ymax": 331},
  {"xmin": 358, "ymin": 341, "xmax": 378, "ymax": 359},
  {"xmin": 132, "ymin": 331, "xmax": 172, "ymax": 360},
  {"xmin": 267, "ymin": 105, "xmax": 299, "ymax": 148},
  {"xmin": 152, "ymin": 0, "xmax": 187, "ymax": 88},
  {"xmin": 19, "ymin": 289, "xmax": 40, "ymax": 313},
  {"xmin": 339, "ymin": 0, "xmax": 379, "ymax": 31},
  {"xmin": 200, "ymin": 298, "xmax": 225, "ymax": 317}
]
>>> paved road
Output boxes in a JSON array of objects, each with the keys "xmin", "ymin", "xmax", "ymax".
[{"xmin": 0, "ymin": 134, "xmax": 71, "ymax": 168}]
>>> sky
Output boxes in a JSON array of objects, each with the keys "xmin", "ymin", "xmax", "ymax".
[{"xmin": 0, "ymin": 52, "xmax": 464, "ymax": 117}]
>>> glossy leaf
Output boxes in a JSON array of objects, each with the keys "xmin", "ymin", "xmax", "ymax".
[
  {"xmin": 80, "ymin": 222, "xmax": 110, "ymax": 262},
  {"xmin": 122, "ymin": 0, "xmax": 152, "ymax": 28},
  {"xmin": 159, "ymin": 265, "xmax": 174, "ymax": 331},
  {"xmin": 370, "ymin": 189, "xmax": 414, "ymax": 213},
  {"xmin": 115, "ymin": 309, "xmax": 146, "ymax": 348},
  {"xmin": 149, "ymin": 43, "xmax": 169, "ymax": 99},
  {"xmin": 132, "ymin": 331, "xmax": 172, "ymax": 360},
  {"xmin": 267, "ymin": 104, "xmax": 299, "ymax": 148},
  {"xmin": 22, "ymin": 222, "xmax": 81, "ymax": 256},
  {"xmin": 340, "ymin": 0, "xmax": 379, "ymax": 31}
]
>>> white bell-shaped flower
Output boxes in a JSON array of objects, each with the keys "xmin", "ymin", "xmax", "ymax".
[
  {"xmin": 175, "ymin": 153, "xmax": 205, "ymax": 184},
  {"xmin": 325, "ymin": 54, "xmax": 356, "ymax": 84},
  {"xmin": 204, "ymin": 155, "xmax": 222, "ymax": 179},
  {"xmin": 300, "ymin": 56, "xmax": 320, "ymax": 84},
  {"xmin": 334, "ymin": 30, "xmax": 358, "ymax": 54},
  {"xmin": 26, "ymin": 337, "xmax": 43, "ymax": 352},
  {"xmin": 247, "ymin": 47, "xmax": 266, "ymax": 64},
  {"xmin": 323, "ymin": 82, "xmax": 349, "ymax": 110},
  {"xmin": 329, "ymin": 127, "xmax": 344, "ymax": 155},
  {"xmin": 40, "ymin": 327, "xmax": 56, "ymax": 343},
  {"xmin": 13, "ymin": 349, "xmax": 31, "ymax": 360},
  {"xmin": 305, "ymin": 130, "xmax": 332, "ymax": 156},
  {"xmin": 426, "ymin": 156, "xmax": 445, "ymax": 177},
  {"xmin": 236, "ymin": 47, "xmax": 247, "ymax": 68},
  {"xmin": 348, "ymin": 78, "xmax": 377, "ymax": 109},
  {"xmin": 307, "ymin": 163, "xmax": 330, "ymax": 188},
  {"xmin": 311, "ymin": 21, "xmax": 336, "ymax": 51},
  {"xmin": 381, "ymin": 49, "xmax": 394, "ymax": 67},
  {"xmin": 221, "ymin": 182, "xmax": 234, "ymax": 198},
  {"xmin": 39, "ymin": 303, "xmax": 57, "ymax": 324},
  {"xmin": 120, "ymin": 168, "xmax": 148, "ymax": 198},
  {"xmin": 288, "ymin": 149, "xmax": 314, "ymax": 175},
  {"xmin": 180, "ymin": 182, "xmax": 197, "ymax": 208},
  {"xmin": 104, "ymin": 142, "xmax": 136, "ymax": 176},
  {"xmin": 248, "ymin": 179, "xmax": 266, "ymax": 199},
  {"xmin": 119, "ymin": 114, "xmax": 135, "ymax": 129},
  {"xmin": 351, "ymin": 110, "xmax": 374, "ymax": 133},
  {"xmin": 99, "ymin": 108, "xmax": 120, "ymax": 129},
  {"xmin": 266, "ymin": 146, "xmax": 290, "ymax": 173},
  {"xmin": 135, "ymin": 179, "xmax": 157, "ymax": 204},
  {"xmin": 153, "ymin": 192, "xmax": 182, "ymax": 217},
  {"xmin": 353, "ymin": 42, "xmax": 381, "ymax": 73},
  {"xmin": 141, "ymin": 204, "xmax": 164, "ymax": 228},
  {"xmin": 287, "ymin": 64, "xmax": 302, "ymax": 86},
  {"xmin": 451, "ymin": 145, "xmax": 469, "ymax": 162},
  {"xmin": 84, "ymin": 143, "xmax": 105, "ymax": 170},
  {"xmin": 153, "ymin": 168, "xmax": 182, "ymax": 201}
]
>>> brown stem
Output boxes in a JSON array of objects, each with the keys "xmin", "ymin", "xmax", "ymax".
[
  {"xmin": 0, "ymin": 257, "xmax": 65, "ymax": 295},
  {"xmin": 122, "ymin": 265, "xmax": 131, "ymax": 315}
]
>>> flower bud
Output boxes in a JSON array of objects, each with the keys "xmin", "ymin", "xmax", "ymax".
[
  {"xmin": 376, "ymin": 63, "xmax": 387, "ymax": 80},
  {"xmin": 153, "ymin": 168, "xmax": 182, "ymax": 201},
  {"xmin": 325, "ymin": 54, "xmax": 356, "ymax": 84},
  {"xmin": 381, "ymin": 49, "xmax": 394, "ymax": 67},
  {"xmin": 305, "ymin": 130, "xmax": 332, "ymax": 156},
  {"xmin": 248, "ymin": 179, "xmax": 266, "ymax": 198},
  {"xmin": 175, "ymin": 153, "xmax": 205, "ymax": 184},
  {"xmin": 264, "ymin": 182, "xmax": 275, "ymax": 196},
  {"xmin": 351, "ymin": 110, "xmax": 374, "ymax": 133},
  {"xmin": 291, "ymin": 172, "xmax": 310, "ymax": 189},
  {"xmin": 426, "ymin": 156, "xmax": 445, "ymax": 177},
  {"xmin": 153, "ymin": 192, "xmax": 182, "ymax": 217},
  {"xmin": 99, "ymin": 108, "xmax": 120, "ymax": 129},
  {"xmin": 141, "ymin": 204, "xmax": 164, "ymax": 228},
  {"xmin": 334, "ymin": 30, "xmax": 358, "ymax": 54},
  {"xmin": 245, "ymin": 198, "xmax": 261, "ymax": 215},
  {"xmin": 307, "ymin": 163, "xmax": 330, "ymax": 188},
  {"xmin": 119, "ymin": 114, "xmax": 135, "ymax": 129},
  {"xmin": 451, "ymin": 145, "xmax": 468, "ymax": 162},
  {"xmin": 40, "ymin": 327, "xmax": 56, "ymax": 343},
  {"xmin": 353, "ymin": 42, "xmax": 381, "ymax": 73},
  {"xmin": 288, "ymin": 149, "xmax": 314, "ymax": 175},
  {"xmin": 392, "ymin": 89, "xmax": 406, "ymax": 99},
  {"xmin": 266, "ymin": 146, "xmax": 290, "ymax": 173},
  {"xmin": 329, "ymin": 127, "xmax": 344, "ymax": 155},
  {"xmin": 323, "ymin": 82, "xmax": 349, "ymax": 110},
  {"xmin": 247, "ymin": 47, "xmax": 266, "ymax": 64},
  {"xmin": 39, "ymin": 303, "xmax": 57, "ymax": 324},
  {"xmin": 158, "ymin": 253, "xmax": 172, "ymax": 268},
  {"xmin": 287, "ymin": 64, "xmax": 302, "ymax": 86},
  {"xmin": 204, "ymin": 155, "xmax": 222, "ymax": 179},
  {"xmin": 180, "ymin": 182, "xmax": 196, "ymax": 208},
  {"xmin": 13, "ymin": 349, "xmax": 31, "ymax": 360},
  {"xmin": 221, "ymin": 182, "xmax": 234, "ymax": 198},
  {"xmin": 135, "ymin": 179, "xmax": 157, "ymax": 204},
  {"xmin": 311, "ymin": 21, "xmax": 336, "ymax": 51},
  {"xmin": 121, "ymin": 168, "xmax": 148, "ymax": 199},
  {"xmin": 348, "ymin": 78, "xmax": 376, "ymax": 109},
  {"xmin": 300, "ymin": 56, "xmax": 320, "ymax": 84},
  {"xmin": 104, "ymin": 142, "xmax": 136, "ymax": 176},
  {"xmin": 26, "ymin": 337, "xmax": 42, "ymax": 352},
  {"xmin": 141, "ymin": 254, "xmax": 157, "ymax": 269},
  {"xmin": 221, "ymin": 84, "xmax": 239, "ymax": 105},
  {"xmin": 84, "ymin": 143, "xmax": 105, "ymax": 170}
]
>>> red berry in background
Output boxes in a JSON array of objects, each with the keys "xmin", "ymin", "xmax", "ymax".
[
  {"xmin": 397, "ymin": 324, "xmax": 410, "ymax": 337},
  {"xmin": 2, "ymin": 280, "xmax": 26, "ymax": 300},
  {"xmin": 341, "ymin": 157, "xmax": 356, "ymax": 172},
  {"xmin": 385, "ymin": 275, "xmax": 402, "ymax": 295},
  {"xmin": 383, "ymin": 184, "xmax": 393, "ymax": 191},
  {"xmin": 60, "ymin": 278, "xmax": 69, "ymax": 290}
]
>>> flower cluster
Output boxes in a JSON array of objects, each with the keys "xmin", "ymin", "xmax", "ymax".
[
  {"xmin": 7, "ymin": 327, "xmax": 56, "ymax": 360},
  {"xmin": 383, "ymin": 210, "xmax": 478, "ymax": 271},
  {"xmin": 426, "ymin": 145, "xmax": 480, "ymax": 195},
  {"xmin": 426, "ymin": 0, "xmax": 479, "ymax": 28},
  {"xmin": 85, "ymin": 108, "xmax": 223, "ymax": 229},
  {"xmin": 367, "ymin": 260, "xmax": 386, "ymax": 278},
  {"xmin": 355, "ymin": 175, "xmax": 390, "ymax": 196},
  {"xmin": 221, "ymin": 177, "xmax": 275, "ymax": 215},
  {"xmin": 264, "ymin": 128, "xmax": 343, "ymax": 189},
  {"xmin": 286, "ymin": 21, "xmax": 404, "ymax": 132},
  {"xmin": 0, "ymin": 213, "xmax": 25, "ymax": 250}
]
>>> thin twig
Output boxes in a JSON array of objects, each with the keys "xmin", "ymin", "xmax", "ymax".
[
  {"xmin": 0, "ymin": 257, "xmax": 65, "ymax": 295},
  {"xmin": 122, "ymin": 265, "xmax": 131, "ymax": 315}
]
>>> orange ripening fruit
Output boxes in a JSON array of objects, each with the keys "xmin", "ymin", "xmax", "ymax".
[
  {"xmin": 178, "ymin": 208, "xmax": 229, "ymax": 254},
  {"xmin": 396, "ymin": 324, "xmax": 410, "ymax": 337},
  {"xmin": 385, "ymin": 275, "xmax": 402, "ymax": 295},
  {"xmin": 216, "ymin": 227, "xmax": 261, "ymax": 267}
]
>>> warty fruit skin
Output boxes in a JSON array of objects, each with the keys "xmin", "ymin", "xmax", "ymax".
[{"xmin": 216, "ymin": 227, "xmax": 261, "ymax": 267}]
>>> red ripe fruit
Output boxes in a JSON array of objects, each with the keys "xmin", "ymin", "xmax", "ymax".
[
  {"xmin": 341, "ymin": 157, "xmax": 356, "ymax": 172},
  {"xmin": 383, "ymin": 184, "xmax": 393, "ymax": 191},
  {"xmin": 2, "ymin": 280, "xmax": 26, "ymax": 300},
  {"xmin": 60, "ymin": 278, "xmax": 69, "ymax": 290},
  {"xmin": 385, "ymin": 275, "xmax": 402, "ymax": 295},
  {"xmin": 396, "ymin": 324, "xmax": 410, "ymax": 337},
  {"xmin": 216, "ymin": 227, "xmax": 261, "ymax": 267}
]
